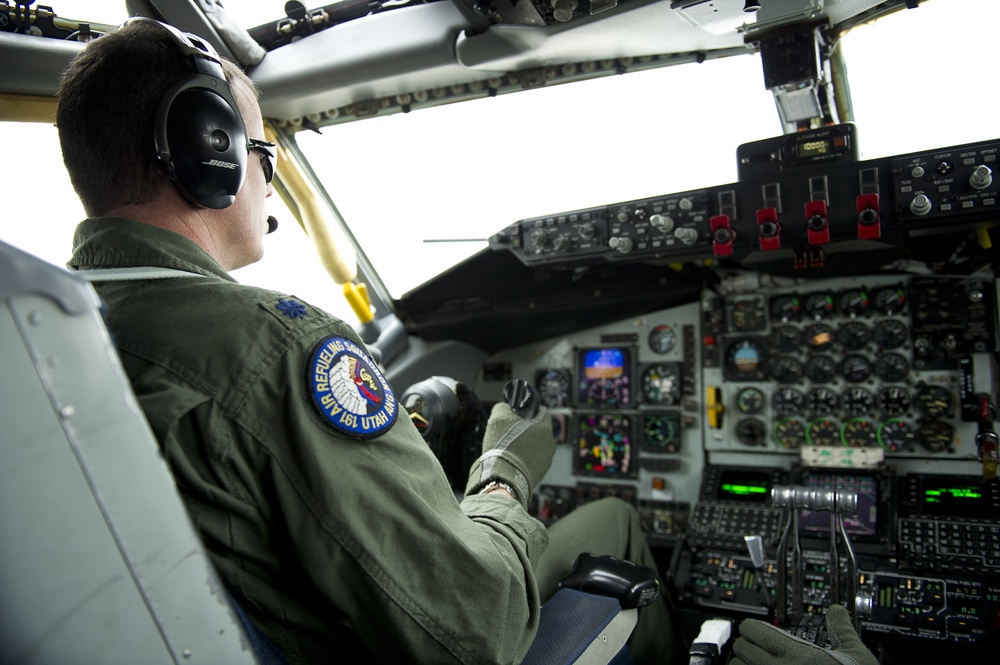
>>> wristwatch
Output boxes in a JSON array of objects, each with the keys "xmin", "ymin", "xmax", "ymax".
[{"xmin": 480, "ymin": 480, "xmax": 519, "ymax": 502}]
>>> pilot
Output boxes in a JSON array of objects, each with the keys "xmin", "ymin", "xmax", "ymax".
[{"xmin": 56, "ymin": 19, "xmax": 682, "ymax": 665}]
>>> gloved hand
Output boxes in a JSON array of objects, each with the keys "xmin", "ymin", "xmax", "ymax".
[
  {"xmin": 464, "ymin": 402, "xmax": 556, "ymax": 510},
  {"xmin": 731, "ymin": 605, "xmax": 877, "ymax": 665}
]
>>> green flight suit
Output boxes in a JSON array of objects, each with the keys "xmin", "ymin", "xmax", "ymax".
[{"xmin": 69, "ymin": 217, "xmax": 678, "ymax": 665}]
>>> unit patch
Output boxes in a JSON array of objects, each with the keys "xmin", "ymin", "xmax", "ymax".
[{"xmin": 308, "ymin": 336, "xmax": 397, "ymax": 439}]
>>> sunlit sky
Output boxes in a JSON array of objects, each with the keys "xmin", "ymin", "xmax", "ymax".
[{"xmin": 3, "ymin": 0, "xmax": 998, "ymax": 325}]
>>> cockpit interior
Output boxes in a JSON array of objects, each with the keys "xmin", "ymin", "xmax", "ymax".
[{"xmin": 2, "ymin": 0, "xmax": 999, "ymax": 662}]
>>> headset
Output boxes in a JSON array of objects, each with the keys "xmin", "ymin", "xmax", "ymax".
[{"xmin": 130, "ymin": 17, "xmax": 248, "ymax": 209}]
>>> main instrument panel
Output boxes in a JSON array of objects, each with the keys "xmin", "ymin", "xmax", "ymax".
[{"xmin": 470, "ymin": 131, "xmax": 1000, "ymax": 662}]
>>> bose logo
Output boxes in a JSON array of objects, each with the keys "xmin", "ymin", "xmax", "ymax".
[{"xmin": 203, "ymin": 159, "xmax": 238, "ymax": 170}]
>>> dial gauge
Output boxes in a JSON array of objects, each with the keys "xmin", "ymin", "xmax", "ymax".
[
  {"xmin": 915, "ymin": 385, "xmax": 953, "ymax": 418},
  {"xmin": 877, "ymin": 419, "xmax": 915, "ymax": 452},
  {"xmin": 807, "ymin": 387, "xmax": 839, "ymax": 416},
  {"xmin": 804, "ymin": 292, "xmax": 835, "ymax": 319},
  {"xmin": 535, "ymin": 369, "xmax": 571, "ymax": 408},
  {"xmin": 642, "ymin": 412, "xmax": 681, "ymax": 453},
  {"xmin": 773, "ymin": 388, "xmax": 805, "ymax": 417},
  {"xmin": 769, "ymin": 294, "xmax": 801, "ymax": 322},
  {"xmin": 773, "ymin": 325, "xmax": 800, "ymax": 353},
  {"xmin": 918, "ymin": 420, "xmax": 954, "ymax": 453},
  {"xmin": 837, "ymin": 321, "xmax": 870, "ymax": 351},
  {"xmin": 876, "ymin": 386, "xmax": 911, "ymax": 417},
  {"xmin": 841, "ymin": 387, "xmax": 874, "ymax": 417},
  {"xmin": 806, "ymin": 418, "xmax": 839, "ymax": 446},
  {"xmin": 873, "ymin": 319, "xmax": 908, "ymax": 350},
  {"xmin": 873, "ymin": 352, "xmax": 910, "ymax": 383},
  {"xmin": 836, "ymin": 288, "xmax": 870, "ymax": 317},
  {"xmin": 640, "ymin": 363, "xmax": 681, "ymax": 405},
  {"xmin": 840, "ymin": 418, "xmax": 877, "ymax": 447},
  {"xmin": 773, "ymin": 417, "xmax": 805, "ymax": 449},
  {"xmin": 805, "ymin": 356, "xmax": 837, "ymax": 383},
  {"xmin": 648, "ymin": 324, "xmax": 677, "ymax": 354},
  {"xmin": 872, "ymin": 285, "xmax": 907, "ymax": 315},
  {"xmin": 840, "ymin": 354, "xmax": 872, "ymax": 383},
  {"xmin": 736, "ymin": 387, "xmax": 766, "ymax": 414},
  {"xmin": 724, "ymin": 338, "xmax": 768, "ymax": 380},
  {"xmin": 736, "ymin": 418, "xmax": 767, "ymax": 446},
  {"xmin": 771, "ymin": 356, "xmax": 804, "ymax": 383},
  {"xmin": 803, "ymin": 323, "xmax": 835, "ymax": 351}
]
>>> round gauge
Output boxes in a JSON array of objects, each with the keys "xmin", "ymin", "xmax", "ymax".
[
  {"xmin": 915, "ymin": 385, "xmax": 953, "ymax": 418},
  {"xmin": 773, "ymin": 417, "xmax": 805, "ymax": 449},
  {"xmin": 836, "ymin": 288, "xmax": 870, "ymax": 318},
  {"xmin": 918, "ymin": 420, "xmax": 954, "ymax": 453},
  {"xmin": 840, "ymin": 418, "xmax": 877, "ymax": 447},
  {"xmin": 642, "ymin": 412, "xmax": 681, "ymax": 453},
  {"xmin": 803, "ymin": 323, "xmax": 835, "ymax": 351},
  {"xmin": 805, "ymin": 355, "xmax": 837, "ymax": 383},
  {"xmin": 731, "ymin": 299, "xmax": 766, "ymax": 331},
  {"xmin": 771, "ymin": 356, "xmax": 804, "ymax": 383},
  {"xmin": 773, "ymin": 325, "xmax": 800, "ymax": 353},
  {"xmin": 873, "ymin": 352, "xmax": 910, "ymax": 383},
  {"xmin": 769, "ymin": 294, "xmax": 801, "ymax": 322},
  {"xmin": 841, "ymin": 387, "xmax": 874, "ymax": 417},
  {"xmin": 873, "ymin": 319, "xmax": 908, "ymax": 350},
  {"xmin": 773, "ymin": 388, "xmax": 805, "ymax": 417},
  {"xmin": 586, "ymin": 379, "xmax": 622, "ymax": 405},
  {"xmin": 724, "ymin": 338, "xmax": 767, "ymax": 380},
  {"xmin": 877, "ymin": 386, "xmax": 911, "ymax": 417},
  {"xmin": 806, "ymin": 418, "xmax": 840, "ymax": 446},
  {"xmin": 872, "ymin": 285, "xmax": 907, "ymax": 315},
  {"xmin": 840, "ymin": 354, "xmax": 872, "ymax": 383},
  {"xmin": 877, "ymin": 419, "xmax": 915, "ymax": 452},
  {"xmin": 736, "ymin": 418, "xmax": 767, "ymax": 446},
  {"xmin": 807, "ymin": 387, "xmax": 839, "ymax": 416},
  {"xmin": 803, "ymin": 292, "xmax": 835, "ymax": 319},
  {"xmin": 837, "ymin": 321, "xmax": 870, "ymax": 351},
  {"xmin": 535, "ymin": 369, "xmax": 571, "ymax": 408},
  {"xmin": 641, "ymin": 363, "xmax": 681, "ymax": 405},
  {"xmin": 736, "ymin": 387, "xmax": 766, "ymax": 414},
  {"xmin": 648, "ymin": 324, "xmax": 677, "ymax": 354}
]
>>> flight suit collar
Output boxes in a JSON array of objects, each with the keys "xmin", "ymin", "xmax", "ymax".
[{"xmin": 68, "ymin": 216, "xmax": 237, "ymax": 282}]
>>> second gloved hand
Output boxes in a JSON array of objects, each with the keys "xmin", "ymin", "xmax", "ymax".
[
  {"xmin": 731, "ymin": 605, "xmax": 877, "ymax": 665},
  {"xmin": 464, "ymin": 402, "xmax": 556, "ymax": 510}
]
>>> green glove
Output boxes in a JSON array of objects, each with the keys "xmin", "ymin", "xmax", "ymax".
[
  {"xmin": 465, "ymin": 402, "xmax": 556, "ymax": 509},
  {"xmin": 731, "ymin": 605, "xmax": 877, "ymax": 665}
]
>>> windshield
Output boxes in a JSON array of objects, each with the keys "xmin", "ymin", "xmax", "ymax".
[
  {"xmin": 294, "ymin": 0, "xmax": 1000, "ymax": 300},
  {"xmin": 3, "ymin": 0, "xmax": 998, "ymax": 324}
]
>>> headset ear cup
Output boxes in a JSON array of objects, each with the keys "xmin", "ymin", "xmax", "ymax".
[{"xmin": 165, "ymin": 88, "xmax": 247, "ymax": 209}]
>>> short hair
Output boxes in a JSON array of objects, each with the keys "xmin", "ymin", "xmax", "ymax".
[{"xmin": 57, "ymin": 20, "xmax": 258, "ymax": 217}]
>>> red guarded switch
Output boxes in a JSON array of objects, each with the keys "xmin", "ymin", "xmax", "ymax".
[
  {"xmin": 857, "ymin": 194, "xmax": 881, "ymax": 239},
  {"xmin": 805, "ymin": 200, "xmax": 830, "ymax": 245},
  {"xmin": 711, "ymin": 215, "xmax": 734, "ymax": 257},
  {"xmin": 756, "ymin": 208, "xmax": 781, "ymax": 251}
]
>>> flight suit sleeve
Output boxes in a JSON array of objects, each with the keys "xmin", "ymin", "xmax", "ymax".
[{"xmin": 227, "ymin": 323, "xmax": 550, "ymax": 664}]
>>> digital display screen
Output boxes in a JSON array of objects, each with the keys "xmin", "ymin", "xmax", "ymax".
[
  {"xmin": 920, "ymin": 482, "xmax": 989, "ymax": 517},
  {"xmin": 577, "ymin": 348, "xmax": 631, "ymax": 407},
  {"xmin": 575, "ymin": 413, "xmax": 635, "ymax": 478},
  {"xmin": 797, "ymin": 138, "xmax": 832, "ymax": 158},
  {"xmin": 799, "ymin": 473, "xmax": 879, "ymax": 540},
  {"xmin": 716, "ymin": 469, "xmax": 771, "ymax": 503}
]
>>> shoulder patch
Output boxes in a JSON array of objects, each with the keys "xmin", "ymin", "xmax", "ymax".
[{"xmin": 307, "ymin": 336, "xmax": 398, "ymax": 439}]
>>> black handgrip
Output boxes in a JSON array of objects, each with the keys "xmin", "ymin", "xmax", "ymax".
[{"xmin": 503, "ymin": 379, "xmax": 539, "ymax": 419}]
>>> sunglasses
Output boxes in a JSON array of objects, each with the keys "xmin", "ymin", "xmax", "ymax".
[{"xmin": 248, "ymin": 138, "xmax": 277, "ymax": 184}]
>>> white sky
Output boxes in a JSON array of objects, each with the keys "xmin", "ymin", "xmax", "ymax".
[{"xmin": 2, "ymin": 0, "xmax": 998, "ymax": 324}]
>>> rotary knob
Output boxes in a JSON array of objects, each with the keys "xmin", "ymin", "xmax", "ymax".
[
  {"xmin": 969, "ymin": 164, "xmax": 994, "ymax": 190},
  {"xmin": 674, "ymin": 227, "xmax": 699, "ymax": 245},
  {"xmin": 909, "ymin": 194, "xmax": 932, "ymax": 216},
  {"xmin": 609, "ymin": 236, "xmax": 633, "ymax": 254},
  {"xmin": 649, "ymin": 214, "xmax": 675, "ymax": 233}
]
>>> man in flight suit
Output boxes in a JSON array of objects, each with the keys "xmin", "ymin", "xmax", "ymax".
[{"xmin": 57, "ymin": 19, "xmax": 681, "ymax": 664}]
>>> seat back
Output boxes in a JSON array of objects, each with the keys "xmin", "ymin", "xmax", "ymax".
[{"xmin": 0, "ymin": 240, "xmax": 258, "ymax": 665}]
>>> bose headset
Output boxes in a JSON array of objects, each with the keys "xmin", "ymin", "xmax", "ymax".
[{"xmin": 131, "ymin": 17, "xmax": 248, "ymax": 209}]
